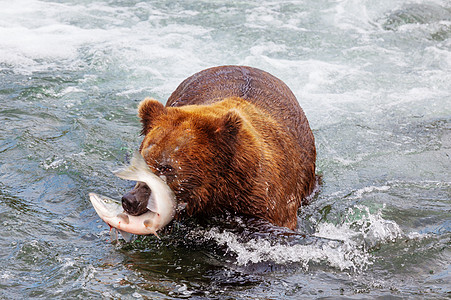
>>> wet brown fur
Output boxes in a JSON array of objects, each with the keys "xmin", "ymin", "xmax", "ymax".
[{"xmin": 126, "ymin": 66, "xmax": 316, "ymax": 230}]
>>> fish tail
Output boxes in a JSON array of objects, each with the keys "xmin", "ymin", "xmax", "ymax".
[{"xmin": 112, "ymin": 150, "xmax": 152, "ymax": 181}]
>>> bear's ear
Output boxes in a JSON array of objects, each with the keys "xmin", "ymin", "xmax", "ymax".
[
  {"xmin": 138, "ymin": 98, "xmax": 166, "ymax": 135},
  {"xmin": 215, "ymin": 109, "xmax": 242, "ymax": 141}
]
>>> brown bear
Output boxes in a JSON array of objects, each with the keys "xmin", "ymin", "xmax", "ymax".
[{"xmin": 121, "ymin": 66, "xmax": 316, "ymax": 230}]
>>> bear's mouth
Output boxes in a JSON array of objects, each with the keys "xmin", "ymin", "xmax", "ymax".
[{"xmin": 122, "ymin": 180, "xmax": 186, "ymax": 217}]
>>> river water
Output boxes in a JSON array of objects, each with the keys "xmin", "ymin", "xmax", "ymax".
[{"xmin": 0, "ymin": 0, "xmax": 450, "ymax": 299}]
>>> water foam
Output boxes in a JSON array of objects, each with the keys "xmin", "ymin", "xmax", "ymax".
[
  {"xmin": 1, "ymin": 1, "xmax": 208, "ymax": 76},
  {"xmin": 316, "ymin": 205, "xmax": 403, "ymax": 247},
  {"xmin": 0, "ymin": 1, "xmax": 106, "ymax": 74},
  {"xmin": 201, "ymin": 203, "xmax": 405, "ymax": 273},
  {"xmin": 205, "ymin": 228, "xmax": 367, "ymax": 271}
]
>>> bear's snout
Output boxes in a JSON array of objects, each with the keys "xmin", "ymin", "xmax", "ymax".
[{"xmin": 121, "ymin": 182, "xmax": 151, "ymax": 216}]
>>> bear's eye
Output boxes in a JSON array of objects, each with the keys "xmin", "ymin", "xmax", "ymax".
[{"xmin": 157, "ymin": 165, "xmax": 174, "ymax": 175}]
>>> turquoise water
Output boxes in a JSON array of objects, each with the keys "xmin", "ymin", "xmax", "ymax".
[{"xmin": 0, "ymin": 0, "xmax": 450, "ymax": 298}]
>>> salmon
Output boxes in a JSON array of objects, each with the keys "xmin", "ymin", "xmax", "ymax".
[{"xmin": 89, "ymin": 151, "xmax": 176, "ymax": 241}]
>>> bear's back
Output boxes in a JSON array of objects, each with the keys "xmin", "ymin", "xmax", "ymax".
[{"xmin": 166, "ymin": 65, "xmax": 314, "ymax": 156}]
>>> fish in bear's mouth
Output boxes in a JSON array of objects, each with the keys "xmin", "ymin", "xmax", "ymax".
[{"xmin": 88, "ymin": 151, "xmax": 177, "ymax": 241}]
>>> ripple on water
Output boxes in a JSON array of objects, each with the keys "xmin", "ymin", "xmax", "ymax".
[{"xmin": 0, "ymin": 0, "xmax": 450, "ymax": 298}]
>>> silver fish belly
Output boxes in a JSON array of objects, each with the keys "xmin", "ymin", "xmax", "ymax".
[{"xmin": 89, "ymin": 192, "xmax": 160, "ymax": 241}]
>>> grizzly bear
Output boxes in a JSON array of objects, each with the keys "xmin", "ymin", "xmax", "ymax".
[{"xmin": 121, "ymin": 66, "xmax": 316, "ymax": 230}]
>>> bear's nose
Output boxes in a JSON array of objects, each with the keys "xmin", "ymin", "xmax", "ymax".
[
  {"xmin": 122, "ymin": 191, "xmax": 149, "ymax": 216},
  {"xmin": 121, "ymin": 192, "xmax": 136, "ymax": 214}
]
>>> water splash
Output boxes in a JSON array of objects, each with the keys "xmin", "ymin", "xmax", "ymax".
[
  {"xmin": 318, "ymin": 204, "xmax": 403, "ymax": 246},
  {"xmin": 201, "ymin": 204, "xmax": 403, "ymax": 272},
  {"xmin": 204, "ymin": 228, "xmax": 364, "ymax": 271}
]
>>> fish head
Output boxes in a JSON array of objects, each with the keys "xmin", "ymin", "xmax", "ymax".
[{"xmin": 89, "ymin": 192, "xmax": 123, "ymax": 218}]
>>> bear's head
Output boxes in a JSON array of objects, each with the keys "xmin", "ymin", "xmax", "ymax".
[{"xmin": 121, "ymin": 98, "xmax": 256, "ymax": 218}]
